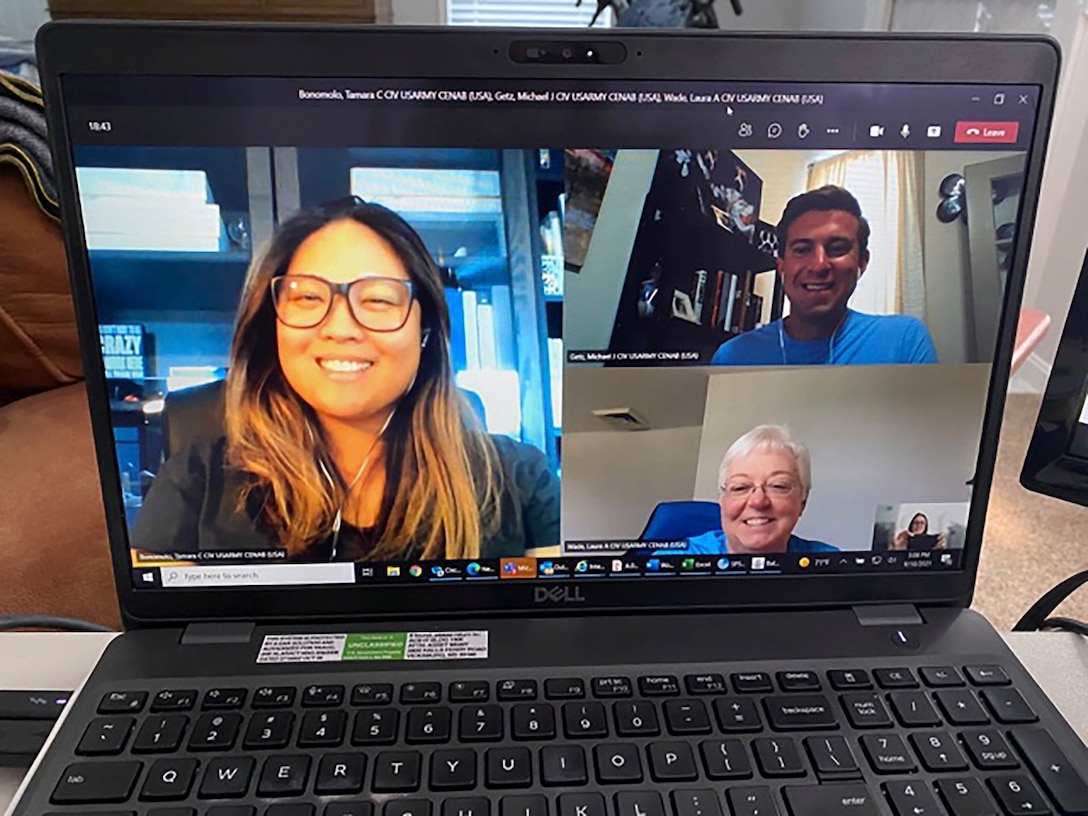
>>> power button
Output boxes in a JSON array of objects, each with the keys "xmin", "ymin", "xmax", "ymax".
[{"xmin": 891, "ymin": 629, "xmax": 920, "ymax": 650}]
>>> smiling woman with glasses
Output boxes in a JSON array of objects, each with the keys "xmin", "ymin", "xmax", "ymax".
[{"xmin": 132, "ymin": 196, "xmax": 559, "ymax": 563}]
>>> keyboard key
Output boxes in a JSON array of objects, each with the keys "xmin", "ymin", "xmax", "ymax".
[
  {"xmin": 638, "ymin": 675, "xmax": 680, "ymax": 696},
  {"xmin": 443, "ymin": 798, "xmax": 489, "ymax": 816},
  {"xmin": 888, "ymin": 692, "xmax": 942, "ymax": 727},
  {"xmin": 372, "ymin": 750, "xmax": 422, "ymax": 792},
  {"xmin": 663, "ymin": 699, "xmax": 711, "ymax": 734},
  {"xmin": 784, "ymin": 783, "xmax": 879, "ymax": 815},
  {"xmin": 563, "ymin": 702, "xmax": 608, "ymax": 738},
  {"xmin": 883, "ymin": 781, "xmax": 941, "ymax": 816},
  {"xmin": 1010, "ymin": 728, "xmax": 1088, "ymax": 814},
  {"xmin": 351, "ymin": 683, "xmax": 393, "ymax": 706},
  {"xmin": 713, "ymin": 697, "xmax": 762, "ymax": 732},
  {"xmin": 777, "ymin": 671, "xmax": 820, "ymax": 692},
  {"xmin": 935, "ymin": 777, "xmax": 996, "ymax": 816},
  {"xmin": 613, "ymin": 701, "xmax": 659, "ymax": 737},
  {"xmin": 133, "ymin": 715, "xmax": 187, "ymax": 753},
  {"xmin": 671, "ymin": 790, "xmax": 722, "ymax": 816},
  {"xmin": 558, "ymin": 793, "xmax": 605, "ymax": 816},
  {"xmin": 268, "ymin": 806, "xmax": 314, "ymax": 816},
  {"xmin": 591, "ymin": 677, "xmax": 632, "ymax": 698},
  {"xmin": 960, "ymin": 729, "xmax": 1018, "ymax": 769},
  {"xmin": 430, "ymin": 749, "xmax": 477, "ymax": 790},
  {"xmin": 732, "ymin": 673, "xmax": 773, "ymax": 693},
  {"xmin": 98, "ymin": 691, "xmax": 147, "ymax": 714},
  {"xmin": 594, "ymin": 743, "xmax": 643, "ymax": 784},
  {"xmin": 257, "ymin": 754, "xmax": 310, "ymax": 797},
  {"xmin": 935, "ymin": 689, "xmax": 990, "ymax": 725},
  {"xmin": 206, "ymin": 807, "xmax": 254, "ymax": 816},
  {"xmin": 545, "ymin": 678, "xmax": 585, "ymax": 700},
  {"xmin": 860, "ymin": 734, "xmax": 916, "ymax": 774},
  {"xmin": 401, "ymin": 682, "xmax": 442, "ymax": 704},
  {"xmin": 726, "ymin": 787, "xmax": 777, "ymax": 816},
  {"xmin": 486, "ymin": 747, "xmax": 532, "ymax": 788},
  {"xmin": 497, "ymin": 680, "xmax": 537, "ymax": 701},
  {"xmin": 988, "ymin": 775, "xmax": 1052, "ymax": 815},
  {"xmin": 699, "ymin": 739, "xmax": 752, "ymax": 779},
  {"xmin": 911, "ymin": 731, "xmax": 968, "ymax": 772},
  {"xmin": 615, "ymin": 791, "xmax": 665, "ymax": 816},
  {"xmin": 198, "ymin": 756, "xmax": 254, "ymax": 799},
  {"xmin": 541, "ymin": 745, "xmax": 588, "ymax": 786},
  {"xmin": 141, "ymin": 758, "xmax": 198, "ymax": 801},
  {"xmin": 964, "ymin": 665, "xmax": 1010, "ymax": 686},
  {"xmin": 764, "ymin": 695, "xmax": 837, "ymax": 731},
  {"xmin": 189, "ymin": 713, "xmax": 242, "ymax": 751},
  {"xmin": 920, "ymin": 666, "xmax": 964, "ymax": 687},
  {"xmin": 386, "ymin": 800, "xmax": 431, "ymax": 816},
  {"xmin": 980, "ymin": 688, "xmax": 1037, "ymax": 724},
  {"xmin": 77, "ymin": 717, "xmax": 134, "ymax": 755},
  {"xmin": 253, "ymin": 686, "xmax": 296, "ymax": 709},
  {"xmin": 243, "ymin": 711, "xmax": 294, "ymax": 750},
  {"xmin": 202, "ymin": 688, "xmax": 246, "ymax": 710},
  {"xmin": 460, "ymin": 704, "xmax": 504, "ymax": 742},
  {"xmin": 327, "ymin": 804, "xmax": 375, "ymax": 816},
  {"xmin": 314, "ymin": 753, "xmax": 366, "ymax": 795},
  {"xmin": 151, "ymin": 690, "xmax": 197, "ymax": 712},
  {"xmin": 512, "ymin": 703, "xmax": 556, "ymax": 740},
  {"xmin": 302, "ymin": 684, "xmax": 345, "ymax": 707},
  {"xmin": 828, "ymin": 670, "xmax": 872, "ymax": 691},
  {"xmin": 803, "ymin": 736, "xmax": 861, "ymax": 780},
  {"xmin": 298, "ymin": 710, "xmax": 347, "ymax": 747},
  {"xmin": 685, "ymin": 673, "xmax": 727, "ymax": 695},
  {"xmin": 646, "ymin": 741, "xmax": 697, "ymax": 781},
  {"xmin": 840, "ymin": 694, "xmax": 893, "ymax": 729},
  {"xmin": 873, "ymin": 668, "xmax": 918, "ymax": 689},
  {"xmin": 754, "ymin": 737, "xmax": 806, "ymax": 777},
  {"xmin": 352, "ymin": 708, "xmax": 398, "ymax": 745},
  {"xmin": 450, "ymin": 681, "xmax": 490, "ymax": 702},
  {"xmin": 499, "ymin": 795, "xmax": 546, "ymax": 816},
  {"xmin": 405, "ymin": 706, "xmax": 452, "ymax": 743}
]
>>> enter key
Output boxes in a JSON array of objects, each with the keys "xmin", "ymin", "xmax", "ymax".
[{"xmin": 784, "ymin": 783, "xmax": 880, "ymax": 816}]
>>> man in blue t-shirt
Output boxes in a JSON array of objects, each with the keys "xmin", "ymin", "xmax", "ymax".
[{"xmin": 710, "ymin": 185, "xmax": 938, "ymax": 366}]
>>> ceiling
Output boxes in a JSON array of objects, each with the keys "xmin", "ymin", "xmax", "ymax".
[{"xmin": 563, "ymin": 365, "xmax": 713, "ymax": 434}]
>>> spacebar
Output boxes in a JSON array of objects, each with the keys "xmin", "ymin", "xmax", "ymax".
[{"xmin": 784, "ymin": 783, "xmax": 880, "ymax": 816}]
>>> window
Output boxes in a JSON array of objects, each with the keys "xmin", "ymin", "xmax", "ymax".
[{"xmin": 447, "ymin": 0, "xmax": 611, "ymax": 27}]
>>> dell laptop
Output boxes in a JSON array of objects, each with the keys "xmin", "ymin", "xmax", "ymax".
[{"xmin": 12, "ymin": 21, "xmax": 1086, "ymax": 816}]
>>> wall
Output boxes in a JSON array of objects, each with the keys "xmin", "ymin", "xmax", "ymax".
[
  {"xmin": 0, "ymin": 0, "xmax": 47, "ymax": 41},
  {"xmin": 391, "ymin": 0, "xmax": 445, "ymax": 23},
  {"xmin": 562, "ymin": 425, "xmax": 703, "ymax": 541}
]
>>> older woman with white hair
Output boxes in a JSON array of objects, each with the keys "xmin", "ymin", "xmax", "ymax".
[{"xmin": 684, "ymin": 424, "xmax": 839, "ymax": 555}]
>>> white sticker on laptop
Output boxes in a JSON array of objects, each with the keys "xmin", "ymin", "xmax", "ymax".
[{"xmin": 257, "ymin": 631, "xmax": 488, "ymax": 664}]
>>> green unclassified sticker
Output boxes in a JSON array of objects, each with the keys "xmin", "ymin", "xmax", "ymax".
[{"xmin": 257, "ymin": 631, "xmax": 488, "ymax": 664}]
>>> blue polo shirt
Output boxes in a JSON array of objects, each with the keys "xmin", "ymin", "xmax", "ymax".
[{"xmin": 674, "ymin": 529, "xmax": 840, "ymax": 555}]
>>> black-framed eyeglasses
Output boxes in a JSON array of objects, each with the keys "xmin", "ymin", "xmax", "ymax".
[{"xmin": 271, "ymin": 274, "xmax": 416, "ymax": 331}]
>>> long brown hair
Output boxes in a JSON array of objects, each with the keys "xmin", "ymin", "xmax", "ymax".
[{"xmin": 225, "ymin": 197, "xmax": 504, "ymax": 559}]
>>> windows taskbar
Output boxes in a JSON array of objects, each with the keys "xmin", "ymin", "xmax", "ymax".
[{"xmin": 131, "ymin": 549, "xmax": 963, "ymax": 589}]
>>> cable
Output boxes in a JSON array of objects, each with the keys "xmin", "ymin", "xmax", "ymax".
[
  {"xmin": 0, "ymin": 615, "xmax": 114, "ymax": 633},
  {"xmin": 1039, "ymin": 617, "xmax": 1088, "ymax": 638},
  {"xmin": 1012, "ymin": 568, "xmax": 1088, "ymax": 633}
]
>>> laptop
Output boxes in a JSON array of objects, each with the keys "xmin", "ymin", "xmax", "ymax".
[{"xmin": 11, "ymin": 20, "xmax": 1086, "ymax": 816}]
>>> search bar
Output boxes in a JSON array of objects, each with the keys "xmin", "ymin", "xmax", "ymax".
[{"xmin": 160, "ymin": 563, "xmax": 355, "ymax": 588}]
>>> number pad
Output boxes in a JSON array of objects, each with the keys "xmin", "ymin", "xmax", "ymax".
[
  {"xmin": 511, "ymin": 703, "xmax": 557, "ymax": 740},
  {"xmin": 243, "ymin": 711, "xmax": 294, "ymax": 749},
  {"xmin": 988, "ymin": 775, "xmax": 1052, "ymax": 815},
  {"xmin": 911, "ymin": 731, "xmax": 969, "ymax": 772},
  {"xmin": 935, "ymin": 777, "xmax": 997, "ymax": 816},
  {"xmin": 614, "ymin": 700, "xmax": 660, "ymax": 737},
  {"xmin": 352, "ymin": 708, "xmax": 399, "ymax": 745},
  {"xmin": 884, "ymin": 781, "xmax": 942, "ymax": 816},
  {"xmin": 563, "ymin": 702, "xmax": 608, "ymax": 738},
  {"xmin": 961, "ymin": 729, "xmax": 1019, "ymax": 770},
  {"xmin": 861, "ymin": 734, "xmax": 916, "ymax": 774},
  {"xmin": 188, "ymin": 712, "xmax": 241, "ymax": 751}
]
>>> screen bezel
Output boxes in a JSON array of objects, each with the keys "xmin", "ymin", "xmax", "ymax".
[{"xmin": 36, "ymin": 22, "xmax": 1060, "ymax": 626}]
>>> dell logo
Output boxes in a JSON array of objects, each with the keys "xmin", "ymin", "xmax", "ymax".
[{"xmin": 534, "ymin": 585, "xmax": 586, "ymax": 604}]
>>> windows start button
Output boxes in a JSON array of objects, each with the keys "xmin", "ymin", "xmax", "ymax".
[{"xmin": 954, "ymin": 120, "xmax": 1020, "ymax": 143}]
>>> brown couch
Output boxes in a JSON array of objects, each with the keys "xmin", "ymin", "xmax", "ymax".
[{"xmin": 0, "ymin": 160, "xmax": 121, "ymax": 629}]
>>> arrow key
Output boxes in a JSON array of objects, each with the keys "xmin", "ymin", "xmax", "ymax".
[
  {"xmin": 989, "ymin": 775, "xmax": 1051, "ymax": 815},
  {"xmin": 883, "ymin": 780, "xmax": 941, "ymax": 816}
]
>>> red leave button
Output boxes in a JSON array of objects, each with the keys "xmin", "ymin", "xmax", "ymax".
[{"xmin": 954, "ymin": 120, "xmax": 1020, "ymax": 143}]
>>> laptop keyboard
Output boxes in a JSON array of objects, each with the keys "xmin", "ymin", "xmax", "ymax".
[{"xmin": 39, "ymin": 663, "xmax": 1088, "ymax": 816}]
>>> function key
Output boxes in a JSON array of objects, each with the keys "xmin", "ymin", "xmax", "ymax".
[
  {"xmin": 449, "ymin": 681, "xmax": 490, "ymax": 703},
  {"xmin": 685, "ymin": 674, "xmax": 727, "ymax": 695},
  {"xmin": 592, "ymin": 677, "xmax": 632, "ymax": 698},
  {"xmin": 873, "ymin": 668, "xmax": 918, "ymax": 689},
  {"xmin": 150, "ymin": 689, "xmax": 196, "ymax": 712},
  {"xmin": 498, "ymin": 679, "xmax": 538, "ymax": 701},
  {"xmin": 920, "ymin": 666, "xmax": 964, "ymax": 687},
  {"xmin": 352, "ymin": 683, "xmax": 393, "ymax": 706},
  {"xmin": 97, "ymin": 691, "xmax": 148, "ymax": 714},
  {"xmin": 545, "ymin": 678, "xmax": 585, "ymax": 700},
  {"xmin": 732, "ymin": 673, "xmax": 773, "ymax": 694},
  {"xmin": 777, "ymin": 671, "xmax": 821, "ymax": 692},
  {"xmin": 827, "ymin": 670, "xmax": 871, "ymax": 691},
  {"xmin": 964, "ymin": 665, "xmax": 1010, "ymax": 686},
  {"xmin": 303, "ymin": 684, "xmax": 345, "ymax": 707},
  {"xmin": 401, "ymin": 682, "xmax": 442, "ymax": 704},
  {"xmin": 638, "ymin": 675, "xmax": 680, "ymax": 696},
  {"xmin": 253, "ymin": 686, "xmax": 296, "ymax": 709},
  {"xmin": 202, "ymin": 687, "xmax": 246, "ymax": 710}
]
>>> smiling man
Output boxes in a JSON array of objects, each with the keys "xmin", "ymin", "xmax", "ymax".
[{"xmin": 709, "ymin": 185, "xmax": 938, "ymax": 366}]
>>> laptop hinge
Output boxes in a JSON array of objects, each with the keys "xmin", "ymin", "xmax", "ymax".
[
  {"xmin": 181, "ymin": 622, "xmax": 256, "ymax": 645},
  {"xmin": 852, "ymin": 604, "xmax": 923, "ymax": 627}
]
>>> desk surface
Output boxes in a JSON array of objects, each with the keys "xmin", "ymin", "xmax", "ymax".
[{"xmin": 2, "ymin": 631, "xmax": 1086, "ymax": 813}]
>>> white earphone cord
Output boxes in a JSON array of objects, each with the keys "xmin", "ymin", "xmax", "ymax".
[{"xmin": 778, "ymin": 310, "xmax": 848, "ymax": 366}]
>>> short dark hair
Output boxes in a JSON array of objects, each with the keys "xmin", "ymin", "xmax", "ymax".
[{"xmin": 775, "ymin": 185, "xmax": 870, "ymax": 260}]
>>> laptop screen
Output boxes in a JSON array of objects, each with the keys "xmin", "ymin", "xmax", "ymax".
[{"xmin": 60, "ymin": 74, "xmax": 1039, "ymax": 591}]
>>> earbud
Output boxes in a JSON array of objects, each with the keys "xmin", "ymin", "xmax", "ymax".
[{"xmin": 421, "ymin": 328, "xmax": 432, "ymax": 348}]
